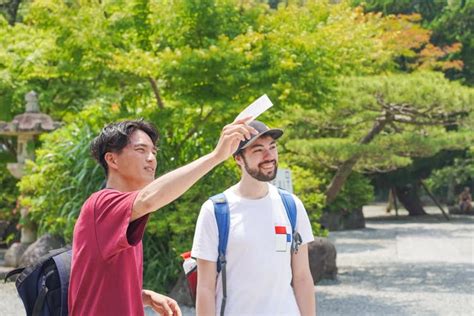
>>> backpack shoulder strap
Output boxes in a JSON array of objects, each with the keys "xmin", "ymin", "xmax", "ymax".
[
  {"xmin": 52, "ymin": 249, "xmax": 72, "ymax": 316},
  {"xmin": 4, "ymin": 267, "xmax": 25, "ymax": 283},
  {"xmin": 209, "ymin": 193, "xmax": 230, "ymax": 316},
  {"xmin": 278, "ymin": 188, "xmax": 297, "ymax": 232},
  {"xmin": 278, "ymin": 188, "xmax": 302, "ymax": 254},
  {"xmin": 209, "ymin": 193, "xmax": 230, "ymax": 273}
]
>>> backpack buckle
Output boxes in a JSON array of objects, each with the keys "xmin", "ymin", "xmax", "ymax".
[{"xmin": 291, "ymin": 232, "xmax": 302, "ymax": 254}]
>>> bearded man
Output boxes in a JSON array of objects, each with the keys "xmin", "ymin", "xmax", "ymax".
[{"xmin": 192, "ymin": 120, "xmax": 316, "ymax": 316}]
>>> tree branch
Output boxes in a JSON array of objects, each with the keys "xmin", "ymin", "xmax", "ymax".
[
  {"xmin": 176, "ymin": 108, "xmax": 215, "ymax": 151},
  {"xmin": 325, "ymin": 115, "xmax": 390, "ymax": 204},
  {"xmin": 148, "ymin": 77, "xmax": 164, "ymax": 109},
  {"xmin": 392, "ymin": 116, "xmax": 458, "ymax": 126}
]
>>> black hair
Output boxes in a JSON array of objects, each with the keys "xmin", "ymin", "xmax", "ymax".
[{"xmin": 90, "ymin": 119, "xmax": 158, "ymax": 176}]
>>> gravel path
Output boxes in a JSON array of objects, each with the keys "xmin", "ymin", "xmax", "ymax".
[
  {"xmin": 317, "ymin": 205, "xmax": 474, "ymax": 316},
  {"xmin": 2, "ymin": 205, "xmax": 473, "ymax": 315}
]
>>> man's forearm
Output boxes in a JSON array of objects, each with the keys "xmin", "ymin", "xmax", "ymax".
[
  {"xmin": 132, "ymin": 152, "xmax": 221, "ymax": 221},
  {"xmin": 293, "ymin": 277, "xmax": 316, "ymax": 316},
  {"xmin": 196, "ymin": 287, "xmax": 215, "ymax": 316}
]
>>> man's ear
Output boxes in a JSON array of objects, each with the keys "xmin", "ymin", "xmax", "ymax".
[
  {"xmin": 234, "ymin": 153, "xmax": 244, "ymax": 168},
  {"xmin": 104, "ymin": 152, "xmax": 119, "ymax": 170}
]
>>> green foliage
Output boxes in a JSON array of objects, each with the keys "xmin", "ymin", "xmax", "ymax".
[
  {"xmin": 352, "ymin": 0, "xmax": 473, "ymax": 84},
  {"xmin": 430, "ymin": 1, "xmax": 474, "ymax": 84},
  {"xmin": 283, "ymin": 147, "xmax": 373, "ymax": 215},
  {"xmin": 151, "ymin": 0, "xmax": 265, "ymax": 49},
  {"xmin": 0, "ymin": 163, "xmax": 19, "ymax": 221},
  {"xmin": 351, "ymin": 0, "xmax": 447, "ymax": 22},
  {"xmin": 327, "ymin": 172, "xmax": 374, "ymax": 213},
  {"xmin": 426, "ymin": 148, "xmax": 474, "ymax": 203},
  {"xmin": 288, "ymin": 165, "xmax": 326, "ymax": 235}
]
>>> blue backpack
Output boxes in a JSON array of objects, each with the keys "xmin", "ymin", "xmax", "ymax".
[
  {"xmin": 4, "ymin": 247, "xmax": 72, "ymax": 316},
  {"xmin": 209, "ymin": 188, "xmax": 302, "ymax": 316}
]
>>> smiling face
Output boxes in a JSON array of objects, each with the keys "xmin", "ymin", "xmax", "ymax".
[
  {"xmin": 236, "ymin": 135, "xmax": 278, "ymax": 182},
  {"xmin": 106, "ymin": 129, "xmax": 157, "ymax": 189}
]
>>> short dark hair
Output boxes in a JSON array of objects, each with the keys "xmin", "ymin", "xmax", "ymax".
[{"xmin": 90, "ymin": 119, "xmax": 159, "ymax": 176}]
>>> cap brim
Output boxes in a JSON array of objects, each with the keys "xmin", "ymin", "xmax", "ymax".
[{"xmin": 240, "ymin": 128, "xmax": 284, "ymax": 150}]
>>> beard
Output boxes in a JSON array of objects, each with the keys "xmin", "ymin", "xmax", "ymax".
[{"xmin": 242, "ymin": 155, "xmax": 278, "ymax": 182}]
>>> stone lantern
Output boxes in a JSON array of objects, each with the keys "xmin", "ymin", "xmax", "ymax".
[
  {"xmin": 0, "ymin": 92, "xmax": 60, "ymax": 267},
  {"xmin": 0, "ymin": 91, "xmax": 60, "ymax": 178}
]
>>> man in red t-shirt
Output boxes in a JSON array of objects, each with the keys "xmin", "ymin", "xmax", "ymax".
[{"xmin": 69, "ymin": 118, "xmax": 255, "ymax": 316}]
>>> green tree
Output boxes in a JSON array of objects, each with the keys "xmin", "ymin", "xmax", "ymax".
[
  {"xmin": 430, "ymin": 1, "xmax": 474, "ymax": 84},
  {"xmin": 352, "ymin": 0, "xmax": 473, "ymax": 84},
  {"xmin": 286, "ymin": 72, "xmax": 473, "ymax": 215}
]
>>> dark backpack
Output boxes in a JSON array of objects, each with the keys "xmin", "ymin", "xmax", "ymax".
[
  {"xmin": 182, "ymin": 188, "xmax": 301, "ymax": 316},
  {"xmin": 4, "ymin": 247, "xmax": 72, "ymax": 316}
]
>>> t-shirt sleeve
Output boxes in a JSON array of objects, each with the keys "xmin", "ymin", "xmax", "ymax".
[
  {"xmin": 191, "ymin": 200, "xmax": 219, "ymax": 262},
  {"xmin": 293, "ymin": 194, "xmax": 315, "ymax": 245},
  {"xmin": 93, "ymin": 190, "xmax": 148, "ymax": 260}
]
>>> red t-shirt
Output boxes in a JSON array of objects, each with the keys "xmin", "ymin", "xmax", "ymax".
[{"xmin": 68, "ymin": 189, "xmax": 149, "ymax": 316}]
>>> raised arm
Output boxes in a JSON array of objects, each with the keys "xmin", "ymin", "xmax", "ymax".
[{"xmin": 131, "ymin": 119, "xmax": 255, "ymax": 221}]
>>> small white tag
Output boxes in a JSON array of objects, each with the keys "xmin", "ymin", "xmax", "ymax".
[
  {"xmin": 274, "ymin": 225, "xmax": 288, "ymax": 252},
  {"xmin": 235, "ymin": 94, "xmax": 273, "ymax": 122}
]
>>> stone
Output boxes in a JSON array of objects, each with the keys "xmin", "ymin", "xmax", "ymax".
[
  {"xmin": 4, "ymin": 242, "xmax": 30, "ymax": 267},
  {"xmin": 308, "ymin": 237, "xmax": 338, "ymax": 283},
  {"xmin": 169, "ymin": 272, "xmax": 194, "ymax": 307},
  {"xmin": 320, "ymin": 207, "xmax": 366, "ymax": 231},
  {"xmin": 19, "ymin": 234, "xmax": 64, "ymax": 267},
  {"xmin": 448, "ymin": 205, "xmax": 474, "ymax": 215}
]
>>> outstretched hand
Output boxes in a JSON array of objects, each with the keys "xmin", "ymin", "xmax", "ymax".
[
  {"xmin": 142, "ymin": 290, "xmax": 182, "ymax": 316},
  {"xmin": 212, "ymin": 117, "xmax": 257, "ymax": 162}
]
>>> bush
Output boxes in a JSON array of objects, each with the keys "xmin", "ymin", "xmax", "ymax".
[
  {"xmin": 325, "ymin": 172, "xmax": 374, "ymax": 213},
  {"xmin": 289, "ymin": 165, "xmax": 326, "ymax": 236},
  {"xmin": 0, "ymin": 163, "xmax": 19, "ymax": 222}
]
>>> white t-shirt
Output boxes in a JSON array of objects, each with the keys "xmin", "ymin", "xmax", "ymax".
[{"xmin": 191, "ymin": 183, "xmax": 314, "ymax": 316}]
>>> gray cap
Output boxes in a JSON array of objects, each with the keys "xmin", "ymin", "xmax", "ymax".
[{"xmin": 234, "ymin": 120, "xmax": 283, "ymax": 155}]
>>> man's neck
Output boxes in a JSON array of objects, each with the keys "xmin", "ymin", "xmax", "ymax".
[
  {"xmin": 235, "ymin": 175, "xmax": 269, "ymax": 199},
  {"xmin": 105, "ymin": 175, "xmax": 144, "ymax": 192}
]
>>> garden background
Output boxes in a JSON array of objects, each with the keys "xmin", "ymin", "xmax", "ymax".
[{"xmin": 0, "ymin": 0, "xmax": 472, "ymax": 294}]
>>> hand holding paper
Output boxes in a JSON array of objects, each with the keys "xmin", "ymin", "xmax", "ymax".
[{"xmin": 235, "ymin": 94, "xmax": 273, "ymax": 122}]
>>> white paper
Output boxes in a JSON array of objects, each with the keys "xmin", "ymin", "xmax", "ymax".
[{"xmin": 235, "ymin": 94, "xmax": 273, "ymax": 122}]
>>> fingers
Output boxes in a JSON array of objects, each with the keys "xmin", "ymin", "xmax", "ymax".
[
  {"xmin": 222, "ymin": 123, "xmax": 257, "ymax": 140},
  {"xmin": 152, "ymin": 301, "xmax": 172, "ymax": 316},
  {"xmin": 223, "ymin": 131, "xmax": 246, "ymax": 144},
  {"xmin": 152, "ymin": 298, "xmax": 181, "ymax": 316},
  {"xmin": 233, "ymin": 115, "xmax": 253, "ymax": 124},
  {"xmin": 170, "ymin": 299, "xmax": 182, "ymax": 316}
]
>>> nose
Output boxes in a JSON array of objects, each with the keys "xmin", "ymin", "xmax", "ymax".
[
  {"xmin": 263, "ymin": 148, "xmax": 275, "ymax": 160},
  {"xmin": 146, "ymin": 152, "xmax": 155, "ymax": 162}
]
